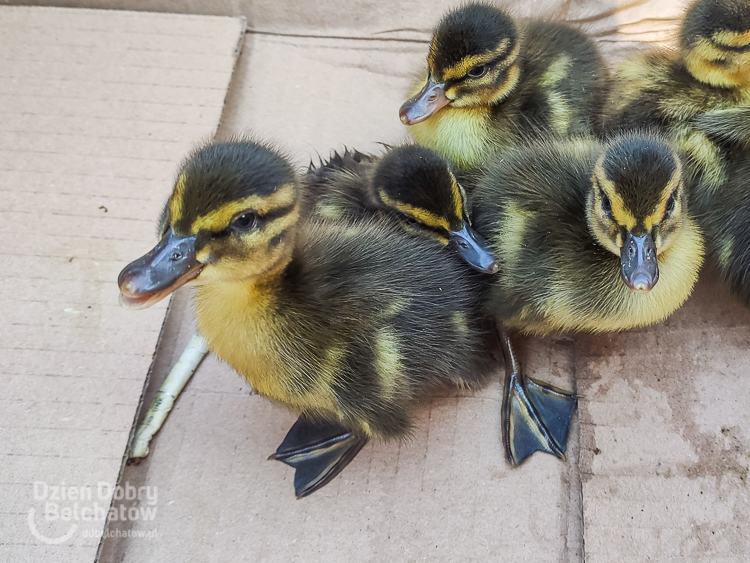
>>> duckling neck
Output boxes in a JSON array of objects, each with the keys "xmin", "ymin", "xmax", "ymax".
[
  {"xmin": 192, "ymin": 265, "xmax": 307, "ymax": 409},
  {"xmin": 407, "ymin": 66, "xmax": 525, "ymax": 168},
  {"xmin": 193, "ymin": 277, "xmax": 279, "ymax": 376},
  {"xmin": 408, "ymin": 105, "xmax": 494, "ymax": 169}
]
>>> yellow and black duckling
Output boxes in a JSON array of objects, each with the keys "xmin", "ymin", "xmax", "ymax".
[
  {"xmin": 118, "ymin": 140, "xmax": 495, "ymax": 497},
  {"xmin": 603, "ymin": 0, "xmax": 750, "ymax": 205},
  {"xmin": 307, "ymin": 144, "xmax": 497, "ymax": 272},
  {"xmin": 603, "ymin": 0, "xmax": 750, "ymax": 306},
  {"xmin": 399, "ymin": 2, "xmax": 608, "ymax": 170},
  {"xmin": 471, "ymin": 133, "xmax": 705, "ymax": 465}
]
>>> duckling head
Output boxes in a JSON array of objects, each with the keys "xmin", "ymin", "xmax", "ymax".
[
  {"xmin": 399, "ymin": 3, "xmax": 521, "ymax": 125},
  {"xmin": 119, "ymin": 140, "xmax": 300, "ymax": 309},
  {"xmin": 373, "ymin": 145, "xmax": 498, "ymax": 273},
  {"xmin": 587, "ymin": 135, "xmax": 687, "ymax": 293},
  {"xmin": 681, "ymin": 0, "xmax": 750, "ymax": 89}
]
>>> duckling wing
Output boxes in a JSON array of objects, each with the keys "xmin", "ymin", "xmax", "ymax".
[
  {"xmin": 278, "ymin": 220, "xmax": 494, "ymax": 439},
  {"xmin": 473, "ymin": 138, "xmax": 630, "ymax": 333},
  {"xmin": 697, "ymin": 153, "xmax": 750, "ymax": 306},
  {"xmin": 692, "ymin": 107, "xmax": 750, "ymax": 148},
  {"xmin": 602, "ymin": 51, "xmax": 678, "ymax": 132}
]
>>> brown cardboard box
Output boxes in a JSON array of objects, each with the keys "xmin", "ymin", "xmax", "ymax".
[
  {"xmin": 0, "ymin": 7, "xmax": 244, "ymax": 561},
  {"xmin": 2, "ymin": 1, "xmax": 749, "ymax": 562}
]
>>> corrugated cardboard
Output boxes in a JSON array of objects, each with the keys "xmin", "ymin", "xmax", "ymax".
[
  {"xmin": 0, "ymin": 7, "xmax": 244, "ymax": 562},
  {"xmin": 3, "ymin": 0, "xmax": 749, "ymax": 562}
]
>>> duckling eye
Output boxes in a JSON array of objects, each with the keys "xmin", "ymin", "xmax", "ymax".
[
  {"xmin": 665, "ymin": 193, "xmax": 676, "ymax": 217},
  {"xmin": 233, "ymin": 212, "xmax": 258, "ymax": 231},
  {"xmin": 401, "ymin": 215, "xmax": 422, "ymax": 229},
  {"xmin": 466, "ymin": 64, "xmax": 488, "ymax": 79},
  {"xmin": 600, "ymin": 192, "xmax": 613, "ymax": 220}
]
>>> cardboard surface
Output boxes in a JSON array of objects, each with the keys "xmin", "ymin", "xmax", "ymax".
[
  {"xmin": 0, "ymin": 7, "xmax": 243, "ymax": 562},
  {"xmin": 578, "ymin": 270, "xmax": 750, "ymax": 563},
  {"xmin": 3, "ymin": 0, "xmax": 749, "ymax": 562},
  {"xmin": 0, "ymin": 0, "xmax": 684, "ymax": 44}
]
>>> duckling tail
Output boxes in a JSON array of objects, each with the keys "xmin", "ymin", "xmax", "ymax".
[
  {"xmin": 499, "ymin": 331, "xmax": 578, "ymax": 466},
  {"xmin": 269, "ymin": 417, "xmax": 368, "ymax": 498}
]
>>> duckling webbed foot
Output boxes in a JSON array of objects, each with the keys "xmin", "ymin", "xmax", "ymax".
[
  {"xmin": 499, "ymin": 331, "xmax": 577, "ymax": 466},
  {"xmin": 269, "ymin": 416, "xmax": 368, "ymax": 498}
]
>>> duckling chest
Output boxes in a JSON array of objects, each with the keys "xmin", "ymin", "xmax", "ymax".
[
  {"xmin": 501, "ymin": 221, "xmax": 704, "ymax": 335},
  {"xmin": 193, "ymin": 283, "xmax": 339, "ymax": 412},
  {"xmin": 408, "ymin": 106, "xmax": 510, "ymax": 169}
]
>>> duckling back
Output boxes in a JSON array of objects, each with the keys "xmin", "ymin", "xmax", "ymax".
[
  {"xmin": 509, "ymin": 21, "xmax": 607, "ymax": 137},
  {"xmin": 305, "ymin": 148, "xmax": 379, "ymax": 222},
  {"xmin": 195, "ymin": 217, "xmax": 494, "ymax": 440}
]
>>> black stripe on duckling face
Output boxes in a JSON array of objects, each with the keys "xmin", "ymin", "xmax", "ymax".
[
  {"xmin": 587, "ymin": 134, "xmax": 686, "ymax": 293},
  {"xmin": 400, "ymin": 4, "xmax": 521, "ymax": 124},
  {"xmin": 681, "ymin": 0, "xmax": 750, "ymax": 88},
  {"xmin": 372, "ymin": 146, "xmax": 497, "ymax": 273},
  {"xmin": 119, "ymin": 141, "xmax": 300, "ymax": 308}
]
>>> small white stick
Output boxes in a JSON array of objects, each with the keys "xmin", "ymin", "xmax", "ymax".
[{"xmin": 129, "ymin": 334, "xmax": 210, "ymax": 460}]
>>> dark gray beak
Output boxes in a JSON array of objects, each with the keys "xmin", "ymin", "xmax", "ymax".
[
  {"xmin": 399, "ymin": 78, "xmax": 450, "ymax": 125},
  {"xmin": 118, "ymin": 230, "xmax": 202, "ymax": 309},
  {"xmin": 448, "ymin": 223, "xmax": 499, "ymax": 274},
  {"xmin": 620, "ymin": 232, "xmax": 658, "ymax": 293}
]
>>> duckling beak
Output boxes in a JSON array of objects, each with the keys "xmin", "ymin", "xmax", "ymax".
[
  {"xmin": 620, "ymin": 232, "xmax": 658, "ymax": 293},
  {"xmin": 399, "ymin": 78, "xmax": 450, "ymax": 125},
  {"xmin": 448, "ymin": 223, "xmax": 499, "ymax": 274},
  {"xmin": 118, "ymin": 230, "xmax": 203, "ymax": 310}
]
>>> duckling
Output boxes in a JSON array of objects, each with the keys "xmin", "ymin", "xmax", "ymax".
[
  {"xmin": 399, "ymin": 2, "xmax": 608, "ymax": 170},
  {"xmin": 603, "ymin": 0, "xmax": 750, "ymax": 305},
  {"xmin": 603, "ymin": 0, "xmax": 750, "ymax": 206},
  {"xmin": 118, "ymin": 140, "xmax": 495, "ymax": 497},
  {"xmin": 307, "ymin": 144, "xmax": 497, "ymax": 273},
  {"xmin": 471, "ymin": 133, "xmax": 704, "ymax": 465},
  {"xmin": 126, "ymin": 145, "xmax": 497, "ymax": 463}
]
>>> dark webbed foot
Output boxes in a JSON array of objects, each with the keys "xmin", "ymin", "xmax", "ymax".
[
  {"xmin": 499, "ymin": 330, "xmax": 578, "ymax": 466},
  {"xmin": 505, "ymin": 372, "xmax": 578, "ymax": 465},
  {"xmin": 269, "ymin": 416, "xmax": 368, "ymax": 498}
]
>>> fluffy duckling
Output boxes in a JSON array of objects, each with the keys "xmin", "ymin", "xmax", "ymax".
[
  {"xmin": 472, "ymin": 133, "xmax": 704, "ymax": 465},
  {"xmin": 604, "ymin": 0, "xmax": 750, "ymax": 306},
  {"xmin": 118, "ymin": 140, "xmax": 494, "ymax": 497},
  {"xmin": 399, "ymin": 3, "xmax": 608, "ymax": 170},
  {"xmin": 307, "ymin": 144, "xmax": 497, "ymax": 272},
  {"xmin": 603, "ymin": 0, "xmax": 750, "ymax": 204}
]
